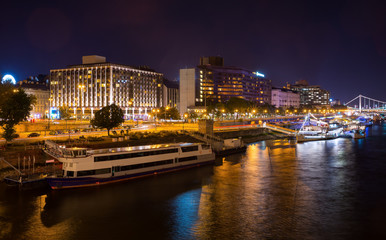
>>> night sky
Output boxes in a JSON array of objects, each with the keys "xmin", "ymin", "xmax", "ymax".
[{"xmin": 1, "ymin": 0, "xmax": 386, "ymax": 102}]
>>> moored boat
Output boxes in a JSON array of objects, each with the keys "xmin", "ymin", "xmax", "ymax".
[{"xmin": 44, "ymin": 142, "xmax": 215, "ymax": 189}]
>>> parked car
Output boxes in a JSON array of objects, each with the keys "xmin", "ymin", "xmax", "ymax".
[{"xmin": 27, "ymin": 133, "xmax": 40, "ymax": 138}]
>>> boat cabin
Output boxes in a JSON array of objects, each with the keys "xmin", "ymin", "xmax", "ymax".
[{"xmin": 62, "ymin": 148, "xmax": 88, "ymax": 158}]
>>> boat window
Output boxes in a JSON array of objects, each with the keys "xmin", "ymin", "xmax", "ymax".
[
  {"xmin": 202, "ymin": 144, "xmax": 211, "ymax": 150},
  {"xmin": 66, "ymin": 171, "xmax": 74, "ymax": 177},
  {"xmin": 119, "ymin": 159, "xmax": 173, "ymax": 171},
  {"xmin": 95, "ymin": 168, "xmax": 111, "ymax": 175},
  {"xmin": 177, "ymin": 156, "xmax": 197, "ymax": 162},
  {"xmin": 77, "ymin": 170, "xmax": 95, "ymax": 177},
  {"xmin": 94, "ymin": 148, "xmax": 179, "ymax": 162},
  {"xmin": 77, "ymin": 168, "xmax": 111, "ymax": 177},
  {"xmin": 181, "ymin": 146, "xmax": 199, "ymax": 152}
]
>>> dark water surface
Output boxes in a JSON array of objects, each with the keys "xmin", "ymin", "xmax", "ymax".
[{"xmin": 1, "ymin": 123, "xmax": 386, "ymax": 240}]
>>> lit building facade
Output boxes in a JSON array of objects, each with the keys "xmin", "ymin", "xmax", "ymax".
[
  {"xmin": 179, "ymin": 57, "xmax": 271, "ymax": 114},
  {"xmin": 271, "ymin": 87, "xmax": 300, "ymax": 108},
  {"xmin": 162, "ymin": 79, "xmax": 179, "ymax": 109},
  {"xmin": 50, "ymin": 56, "xmax": 163, "ymax": 119},
  {"xmin": 18, "ymin": 75, "xmax": 50, "ymax": 119},
  {"xmin": 287, "ymin": 80, "xmax": 330, "ymax": 106}
]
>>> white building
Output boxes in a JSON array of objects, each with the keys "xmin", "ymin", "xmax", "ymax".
[
  {"xmin": 271, "ymin": 87, "xmax": 300, "ymax": 108},
  {"xmin": 18, "ymin": 76, "xmax": 50, "ymax": 119},
  {"xmin": 162, "ymin": 79, "xmax": 179, "ymax": 109},
  {"xmin": 50, "ymin": 55, "xmax": 164, "ymax": 120},
  {"xmin": 179, "ymin": 68, "xmax": 198, "ymax": 114}
]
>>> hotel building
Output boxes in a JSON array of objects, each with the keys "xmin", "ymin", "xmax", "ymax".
[
  {"xmin": 180, "ymin": 56, "xmax": 271, "ymax": 114},
  {"xmin": 286, "ymin": 80, "xmax": 330, "ymax": 106},
  {"xmin": 50, "ymin": 56, "xmax": 163, "ymax": 119}
]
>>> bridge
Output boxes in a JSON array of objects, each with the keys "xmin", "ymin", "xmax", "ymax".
[
  {"xmin": 345, "ymin": 95, "xmax": 386, "ymax": 112},
  {"xmin": 264, "ymin": 123, "xmax": 297, "ymax": 136}
]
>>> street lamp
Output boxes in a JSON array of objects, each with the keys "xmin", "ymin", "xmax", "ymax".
[
  {"xmin": 128, "ymin": 101, "xmax": 133, "ymax": 120},
  {"xmin": 183, "ymin": 113, "xmax": 188, "ymax": 130},
  {"xmin": 78, "ymin": 85, "xmax": 85, "ymax": 121},
  {"xmin": 47, "ymin": 97, "xmax": 53, "ymax": 133},
  {"xmin": 165, "ymin": 106, "xmax": 169, "ymax": 121}
]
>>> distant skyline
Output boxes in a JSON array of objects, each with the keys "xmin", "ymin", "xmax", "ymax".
[{"xmin": 1, "ymin": 0, "xmax": 386, "ymax": 102}]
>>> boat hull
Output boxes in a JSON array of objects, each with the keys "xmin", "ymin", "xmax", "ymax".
[
  {"xmin": 46, "ymin": 159, "xmax": 214, "ymax": 190},
  {"xmin": 297, "ymin": 135, "xmax": 337, "ymax": 143}
]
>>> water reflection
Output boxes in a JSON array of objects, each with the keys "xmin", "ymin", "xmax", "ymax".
[{"xmin": 1, "ymin": 124, "xmax": 386, "ymax": 239}]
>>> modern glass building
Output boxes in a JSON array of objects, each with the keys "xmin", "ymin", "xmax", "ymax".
[
  {"xmin": 180, "ymin": 57, "xmax": 271, "ymax": 114},
  {"xmin": 50, "ymin": 56, "xmax": 163, "ymax": 120},
  {"xmin": 287, "ymin": 80, "xmax": 330, "ymax": 106}
]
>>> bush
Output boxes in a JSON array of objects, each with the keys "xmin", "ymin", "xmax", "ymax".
[{"xmin": 87, "ymin": 136, "xmax": 104, "ymax": 142}]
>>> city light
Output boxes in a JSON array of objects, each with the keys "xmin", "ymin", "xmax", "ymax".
[
  {"xmin": 255, "ymin": 72, "xmax": 265, "ymax": 77},
  {"xmin": 2, "ymin": 74, "xmax": 16, "ymax": 84}
]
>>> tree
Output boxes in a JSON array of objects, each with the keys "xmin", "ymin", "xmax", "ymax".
[
  {"xmin": 0, "ymin": 86, "xmax": 36, "ymax": 142},
  {"xmin": 225, "ymin": 97, "xmax": 250, "ymax": 113},
  {"xmin": 59, "ymin": 105, "xmax": 72, "ymax": 136},
  {"xmin": 159, "ymin": 107, "xmax": 180, "ymax": 120},
  {"xmin": 90, "ymin": 104, "xmax": 124, "ymax": 136},
  {"xmin": 59, "ymin": 105, "xmax": 71, "ymax": 120}
]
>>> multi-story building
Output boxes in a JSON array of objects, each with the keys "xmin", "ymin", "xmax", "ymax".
[
  {"xmin": 50, "ymin": 55, "xmax": 163, "ymax": 120},
  {"xmin": 18, "ymin": 75, "xmax": 50, "ymax": 119},
  {"xmin": 162, "ymin": 79, "xmax": 179, "ymax": 109},
  {"xmin": 179, "ymin": 56, "xmax": 271, "ymax": 114},
  {"xmin": 271, "ymin": 87, "xmax": 300, "ymax": 108},
  {"xmin": 286, "ymin": 80, "xmax": 330, "ymax": 106}
]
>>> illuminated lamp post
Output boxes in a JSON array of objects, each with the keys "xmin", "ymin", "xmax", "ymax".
[
  {"xmin": 48, "ymin": 97, "xmax": 53, "ymax": 133},
  {"xmin": 183, "ymin": 113, "xmax": 188, "ymax": 130},
  {"xmin": 128, "ymin": 101, "xmax": 133, "ymax": 120},
  {"xmin": 165, "ymin": 106, "xmax": 169, "ymax": 121},
  {"xmin": 78, "ymin": 85, "xmax": 85, "ymax": 121}
]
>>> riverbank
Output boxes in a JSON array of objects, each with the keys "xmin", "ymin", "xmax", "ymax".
[{"xmin": 241, "ymin": 132, "xmax": 290, "ymax": 143}]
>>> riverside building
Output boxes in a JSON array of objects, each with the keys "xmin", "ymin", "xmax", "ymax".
[
  {"xmin": 162, "ymin": 79, "xmax": 179, "ymax": 109},
  {"xmin": 180, "ymin": 56, "xmax": 271, "ymax": 114},
  {"xmin": 271, "ymin": 87, "xmax": 300, "ymax": 108},
  {"xmin": 50, "ymin": 55, "xmax": 163, "ymax": 120},
  {"xmin": 18, "ymin": 75, "xmax": 50, "ymax": 119},
  {"xmin": 286, "ymin": 80, "xmax": 330, "ymax": 106}
]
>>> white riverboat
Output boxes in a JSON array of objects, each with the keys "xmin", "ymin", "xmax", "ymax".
[
  {"xmin": 44, "ymin": 141, "xmax": 215, "ymax": 189},
  {"xmin": 296, "ymin": 113, "xmax": 342, "ymax": 142}
]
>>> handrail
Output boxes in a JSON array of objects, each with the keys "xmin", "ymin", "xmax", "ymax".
[{"xmin": 0, "ymin": 157, "xmax": 22, "ymax": 175}]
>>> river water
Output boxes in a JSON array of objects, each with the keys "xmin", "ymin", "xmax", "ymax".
[{"xmin": 1, "ymin": 123, "xmax": 386, "ymax": 240}]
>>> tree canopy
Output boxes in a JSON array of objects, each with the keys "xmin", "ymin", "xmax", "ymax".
[
  {"xmin": 159, "ymin": 107, "xmax": 180, "ymax": 120},
  {"xmin": 59, "ymin": 105, "xmax": 71, "ymax": 120},
  {"xmin": 0, "ymin": 84, "xmax": 36, "ymax": 142},
  {"xmin": 90, "ymin": 104, "xmax": 124, "ymax": 135}
]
